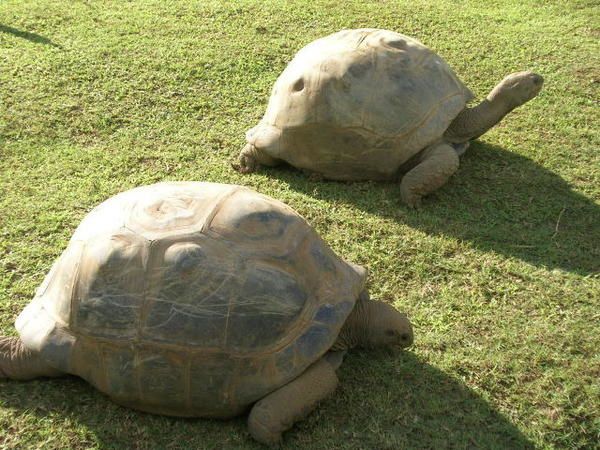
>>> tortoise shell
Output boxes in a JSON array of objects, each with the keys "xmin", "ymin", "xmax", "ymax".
[
  {"xmin": 15, "ymin": 182, "xmax": 366, "ymax": 417},
  {"xmin": 246, "ymin": 28, "xmax": 474, "ymax": 180}
]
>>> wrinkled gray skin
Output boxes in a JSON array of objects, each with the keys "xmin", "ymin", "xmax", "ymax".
[{"xmin": 237, "ymin": 30, "xmax": 544, "ymax": 208}]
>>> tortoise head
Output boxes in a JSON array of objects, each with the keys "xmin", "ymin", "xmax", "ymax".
[
  {"xmin": 339, "ymin": 295, "xmax": 414, "ymax": 350},
  {"xmin": 364, "ymin": 300, "xmax": 413, "ymax": 349},
  {"xmin": 488, "ymin": 71, "xmax": 544, "ymax": 108}
]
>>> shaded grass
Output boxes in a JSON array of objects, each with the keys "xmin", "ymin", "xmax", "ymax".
[{"xmin": 1, "ymin": 0, "xmax": 599, "ymax": 449}]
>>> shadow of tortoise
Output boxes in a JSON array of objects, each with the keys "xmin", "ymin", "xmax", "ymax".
[{"xmin": 258, "ymin": 141, "xmax": 599, "ymax": 276}]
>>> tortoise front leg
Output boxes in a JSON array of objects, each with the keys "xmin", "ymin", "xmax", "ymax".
[
  {"xmin": 0, "ymin": 336, "xmax": 62, "ymax": 380},
  {"xmin": 400, "ymin": 143, "xmax": 459, "ymax": 208},
  {"xmin": 247, "ymin": 356, "xmax": 339, "ymax": 446}
]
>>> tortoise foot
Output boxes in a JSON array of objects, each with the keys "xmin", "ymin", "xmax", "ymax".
[{"xmin": 236, "ymin": 144, "xmax": 259, "ymax": 174}]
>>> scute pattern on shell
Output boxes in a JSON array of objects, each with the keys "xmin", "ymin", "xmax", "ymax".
[
  {"xmin": 247, "ymin": 29, "xmax": 473, "ymax": 180},
  {"xmin": 15, "ymin": 182, "xmax": 366, "ymax": 417}
]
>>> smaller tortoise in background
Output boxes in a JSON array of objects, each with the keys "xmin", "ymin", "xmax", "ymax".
[
  {"xmin": 238, "ymin": 28, "xmax": 543, "ymax": 207},
  {"xmin": 0, "ymin": 182, "xmax": 413, "ymax": 446}
]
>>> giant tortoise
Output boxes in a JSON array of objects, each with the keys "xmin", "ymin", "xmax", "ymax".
[
  {"xmin": 238, "ymin": 28, "xmax": 544, "ymax": 207},
  {"xmin": 0, "ymin": 182, "xmax": 413, "ymax": 445}
]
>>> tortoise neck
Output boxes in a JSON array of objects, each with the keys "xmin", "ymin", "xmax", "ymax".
[
  {"xmin": 332, "ymin": 298, "xmax": 371, "ymax": 351},
  {"xmin": 444, "ymin": 97, "xmax": 511, "ymax": 143}
]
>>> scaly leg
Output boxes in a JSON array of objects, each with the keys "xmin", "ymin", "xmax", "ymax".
[
  {"xmin": 0, "ymin": 336, "xmax": 62, "ymax": 380},
  {"xmin": 236, "ymin": 143, "xmax": 280, "ymax": 174},
  {"xmin": 400, "ymin": 143, "xmax": 459, "ymax": 208},
  {"xmin": 247, "ymin": 356, "xmax": 339, "ymax": 446}
]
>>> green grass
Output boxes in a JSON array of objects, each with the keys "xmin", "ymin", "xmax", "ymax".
[{"xmin": 1, "ymin": 0, "xmax": 598, "ymax": 448}]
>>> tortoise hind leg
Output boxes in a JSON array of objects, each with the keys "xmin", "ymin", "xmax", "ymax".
[
  {"xmin": 247, "ymin": 356, "xmax": 339, "ymax": 446},
  {"xmin": 236, "ymin": 143, "xmax": 280, "ymax": 174},
  {"xmin": 0, "ymin": 336, "xmax": 63, "ymax": 380},
  {"xmin": 399, "ymin": 143, "xmax": 459, "ymax": 208}
]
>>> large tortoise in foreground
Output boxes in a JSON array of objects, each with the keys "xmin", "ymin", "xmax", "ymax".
[
  {"xmin": 0, "ymin": 182, "xmax": 413, "ymax": 446},
  {"xmin": 238, "ymin": 28, "xmax": 544, "ymax": 207}
]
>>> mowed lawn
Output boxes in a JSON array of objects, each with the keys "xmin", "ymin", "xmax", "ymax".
[{"xmin": 0, "ymin": 0, "xmax": 598, "ymax": 449}]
